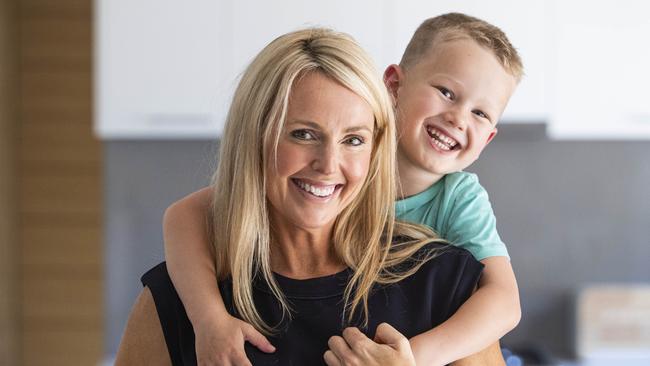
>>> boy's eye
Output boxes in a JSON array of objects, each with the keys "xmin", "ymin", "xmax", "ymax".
[
  {"xmin": 472, "ymin": 110, "xmax": 491, "ymax": 122},
  {"xmin": 436, "ymin": 86, "xmax": 454, "ymax": 100},
  {"xmin": 290, "ymin": 129, "xmax": 316, "ymax": 141},
  {"xmin": 344, "ymin": 136, "xmax": 364, "ymax": 146}
]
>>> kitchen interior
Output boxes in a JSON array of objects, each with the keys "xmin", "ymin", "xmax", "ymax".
[{"xmin": 1, "ymin": 0, "xmax": 649, "ymax": 365}]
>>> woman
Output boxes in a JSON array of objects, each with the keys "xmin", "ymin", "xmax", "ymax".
[{"xmin": 116, "ymin": 28, "xmax": 502, "ymax": 366}]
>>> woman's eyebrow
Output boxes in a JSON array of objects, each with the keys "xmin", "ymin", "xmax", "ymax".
[
  {"xmin": 287, "ymin": 120, "xmax": 373, "ymax": 134},
  {"xmin": 344, "ymin": 125, "xmax": 373, "ymax": 134},
  {"xmin": 287, "ymin": 120, "xmax": 321, "ymax": 129}
]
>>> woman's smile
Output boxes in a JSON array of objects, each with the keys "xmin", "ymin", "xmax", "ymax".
[
  {"xmin": 265, "ymin": 72, "xmax": 374, "ymax": 231},
  {"xmin": 291, "ymin": 178, "xmax": 343, "ymax": 201}
]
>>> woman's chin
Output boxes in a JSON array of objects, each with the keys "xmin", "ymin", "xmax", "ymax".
[{"xmin": 284, "ymin": 213, "xmax": 338, "ymax": 232}]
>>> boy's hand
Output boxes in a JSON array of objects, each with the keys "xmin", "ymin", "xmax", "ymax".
[
  {"xmin": 323, "ymin": 323, "xmax": 416, "ymax": 366},
  {"xmin": 195, "ymin": 314, "xmax": 275, "ymax": 366}
]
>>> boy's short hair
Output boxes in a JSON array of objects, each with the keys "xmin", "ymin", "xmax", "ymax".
[{"xmin": 400, "ymin": 12, "xmax": 524, "ymax": 82}]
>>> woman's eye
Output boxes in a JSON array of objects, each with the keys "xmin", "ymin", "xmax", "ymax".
[
  {"xmin": 436, "ymin": 86, "xmax": 454, "ymax": 100},
  {"xmin": 345, "ymin": 136, "xmax": 364, "ymax": 146},
  {"xmin": 291, "ymin": 129, "xmax": 316, "ymax": 140}
]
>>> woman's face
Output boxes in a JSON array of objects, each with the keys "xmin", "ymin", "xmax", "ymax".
[{"xmin": 265, "ymin": 72, "xmax": 375, "ymax": 233}]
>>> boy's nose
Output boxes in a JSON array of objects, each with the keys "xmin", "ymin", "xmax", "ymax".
[
  {"xmin": 444, "ymin": 108, "xmax": 468, "ymax": 131},
  {"xmin": 311, "ymin": 144, "xmax": 338, "ymax": 174}
]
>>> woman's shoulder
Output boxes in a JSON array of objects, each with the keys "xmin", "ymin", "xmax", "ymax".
[
  {"xmin": 141, "ymin": 262, "xmax": 171, "ymax": 287},
  {"xmin": 390, "ymin": 237, "xmax": 484, "ymax": 278},
  {"xmin": 392, "ymin": 236, "xmax": 471, "ymax": 256},
  {"xmin": 381, "ymin": 238, "xmax": 485, "ymax": 329},
  {"xmin": 424, "ymin": 242, "xmax": 484, "ymax": 274}
]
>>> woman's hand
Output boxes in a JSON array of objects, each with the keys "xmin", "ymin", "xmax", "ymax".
[
  {"xmin": 194, "ymin": 313, "xmax": 275, "ymax": 366},
  {"xmin": 324, "ymin": 323, "xmax": 416, "ymax": 366}
]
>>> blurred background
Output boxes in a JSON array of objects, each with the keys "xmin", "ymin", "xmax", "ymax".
[{"xmin": 1, "ymin": 0, "xmax": 649, "ymax": 365}]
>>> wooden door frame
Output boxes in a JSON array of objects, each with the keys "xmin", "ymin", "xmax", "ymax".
[{"xmin": 0, "ymin": 0, "xmax": 18, "ymax": 363}]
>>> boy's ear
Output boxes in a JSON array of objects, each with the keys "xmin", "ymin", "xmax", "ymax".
[
  {"xmin": 486, "ymin": 128, "xmax": 498, "ymax": 145},
  {"xmin": 383, "ymin": 64, "xmax": 403, "ymax": 105}
]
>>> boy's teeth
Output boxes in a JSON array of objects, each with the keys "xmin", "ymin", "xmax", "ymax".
[
  {"xmin": 432, "ymin": 138, "xmax": 451, "ymax": 151},
  {"xmin": 296, "ymin": 180, "xmax": 336, "ymax": 197},
  {"xmin": 427, "ymin": 127, "xmax": 458, "ymax": 149}
]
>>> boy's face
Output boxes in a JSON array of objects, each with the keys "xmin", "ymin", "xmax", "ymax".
[{"xmin": 385, "ymin": 38, "xmax": 517, "ymax": 185}]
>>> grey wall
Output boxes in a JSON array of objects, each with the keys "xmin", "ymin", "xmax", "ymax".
[
  {"xmin": 103, "ymin": 124, "xmax": 650, "ymax": 358},
  {"xmin": 104, "ymin": 141, "xmax": 219, "ymax": 356}
]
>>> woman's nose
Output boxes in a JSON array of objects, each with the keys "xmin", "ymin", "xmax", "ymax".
[{"xmin": 311, "ymin": 144, "xmax": 338, "ymax": 175}]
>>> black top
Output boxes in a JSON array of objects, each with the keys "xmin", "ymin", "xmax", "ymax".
[{"xmin": 142, "ymin": 243, "xmax": 483, "ymax": 365}]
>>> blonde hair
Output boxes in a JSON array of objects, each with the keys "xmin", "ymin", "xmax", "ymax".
[
  {"xmin": 210, "ymin": 27, "xmax": 442, "ymax": 334},
  {"xmin": 401, "ymin": 12, "xmax": 524, "ymax": 82}
]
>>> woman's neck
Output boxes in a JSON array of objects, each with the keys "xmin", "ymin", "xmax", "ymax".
[{"xmin": 269, "ymin": 220, "xmax": 345, "ymax": 279}]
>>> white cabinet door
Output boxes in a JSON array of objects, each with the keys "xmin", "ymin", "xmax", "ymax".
[
  {"xmin": 95, "ymin": 0, "xmax": 385, "ymax": 139},
  {"xmin": 95, "ymin": 0, "xmax": 229, "ymax": 139},
  {"xmin": 95, "ymin": 0, "xmax": 551, "ymax": 139},
  {"xmin": 548, "ymin": 0, "xmax": 650, "ymax": 139}
]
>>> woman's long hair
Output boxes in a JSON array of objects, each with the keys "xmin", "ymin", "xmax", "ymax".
[{"xmin": 210, "ymin": 27, "xmax": 443, "ymax": 334}]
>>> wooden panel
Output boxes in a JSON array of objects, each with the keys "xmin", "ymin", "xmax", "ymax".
[
  {"xmin": 19, "ymin": 173, "xmax": 101, "ymax": 215},
  {"xmin": 21, "ymin": 226, "xmax": 102, "ymax": 269},
  {"xmin": 20, "ymin": 18, "xmax": 91, "ymax": 39},
  {"xmin": 21, "ymin": 174, "xmax": 99, "ymax": 210},
  {"xmin": 19, "ymin": 0, "xmax": 91, "ymax": 19},
  {"xmin": 22, "ymin": 211, "xmax": 101, "ymax": 227},
  {"xmin": 20, "ymin": 72, "xmax": 92, "ymax": 113},
  {"xmin": 21, "ymin": 105, "xmax": 93, "ymax": 127},
  {"xmin": 0, "ymin": 0, "xmax": 18, "ymax": 363},
  {"xmin": 22, "ymin": 329, "xmax": 102, "ymax": 366},
  {"xmin": 22, "ymin": 276, "xmax": 102, "ymax": 328},
  {"xmin": 22, "ymin": 42, "xmax": 91, "ymax": 73},
  {"xmin": 18, "ymin": 0, "xmax": 103, "ymax": 364}
]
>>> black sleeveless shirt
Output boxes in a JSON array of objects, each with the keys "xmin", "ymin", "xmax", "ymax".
[{"xmin": 141, "ymin": 243, "xmax": 483, "ymax": 365}]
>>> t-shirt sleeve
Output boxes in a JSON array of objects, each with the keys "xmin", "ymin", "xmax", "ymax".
[
  {"xmin": 141, "ymin": 262, "xmax": 197, "ymax": 366},
  {"xmin": 444, "ymin": 174, "xmax": 509, "ymax": 261}
]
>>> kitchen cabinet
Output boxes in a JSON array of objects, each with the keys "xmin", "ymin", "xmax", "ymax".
[
  {"xmin": 548, "ymin": 0, "xmax": 650, "ymax": 139},
  {"xmin": 95, "ymin": 0, "xmax": 550, "ymax": 139}
]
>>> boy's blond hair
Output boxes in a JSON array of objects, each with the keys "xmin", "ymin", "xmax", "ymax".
[{"xmin": 400, "ymin": 12, "xmax": 524, "ymax": 81}]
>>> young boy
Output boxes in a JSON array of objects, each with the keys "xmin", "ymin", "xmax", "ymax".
[{"xmin": 163, "ymin": 12, "xmax": 523, "ymax": 366}]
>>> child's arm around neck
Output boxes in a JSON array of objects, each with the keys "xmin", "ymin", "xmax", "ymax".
[{"xmin": 163, "ymin": 187, "xmax": 275, "ymax": 364}]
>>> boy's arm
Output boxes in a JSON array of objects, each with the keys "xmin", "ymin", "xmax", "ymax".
[
  {"xmin": 450, "ymin": 341, "xmax": 505, "ymax": 366},
  {"xmin": 163, "ymin": 187, "xmax": 275, "ymax": 365},
  {"xmin": 163, "ymin": 187, "xmax": 222, "ymax": 327},
  {"xmin": 409, "ymin": 257, "xmax": 520, "ymax": 365}
]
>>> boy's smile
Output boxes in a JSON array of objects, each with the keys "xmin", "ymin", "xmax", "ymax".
[{"xmin": 385, "ymin": 38, "xmax": 517, "ymax": 196}]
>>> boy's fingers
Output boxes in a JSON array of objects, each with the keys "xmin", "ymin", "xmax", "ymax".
[{"xmin": 242, "ymin": 324, "xmax": 276, "ymax": 353}]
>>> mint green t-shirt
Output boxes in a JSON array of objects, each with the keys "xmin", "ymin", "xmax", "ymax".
[{"xmin": 395, "ymin": 172, "xmax": 508, "ymax": 261}]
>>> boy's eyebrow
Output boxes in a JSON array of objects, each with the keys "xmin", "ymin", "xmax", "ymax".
[
  {"xmin": 288, "ymin": 120, "xmax": 373, "ymax": 134},
  {"xmin": 434, "ymin": 74, "xmax": 466, "ymax": 89}
]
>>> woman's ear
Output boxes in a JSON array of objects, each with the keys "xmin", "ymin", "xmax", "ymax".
[{"xmin": 383, "ymin": 64, "xmax": 404, "ymax": 106}]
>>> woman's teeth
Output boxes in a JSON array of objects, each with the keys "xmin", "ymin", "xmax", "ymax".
[
  {"xmin": 427, "ymin": 127, "xmax": 458, "ymax": 151},
  {"xmin": 295, "ymin": 180, "xmax": 336, "ymax": 197}
]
